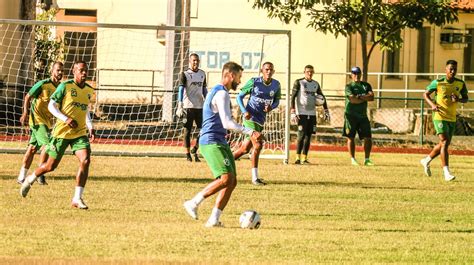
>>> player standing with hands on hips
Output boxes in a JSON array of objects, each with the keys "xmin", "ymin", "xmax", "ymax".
[
  {"xmin": 233, "ymin": 62, "xmax": 281, "ymax": 186},
  {"xmin": 420, "ymin": 60, "xmax": 468, "ymax": 181},
  {"xmin": 343, "ymin": 66, "xmax": 374, "ymax": 166},
  {"xmin": 20, "ymin": 61, "xmax": 95, "ymax": 210},
  {"xmin": 183, "ymin": 61, "xmax": 264, "ymax": 227},
  {"xmin": 290, "ymin": 65, "xmax": 330, "ymax": 164},
  {"xmin": 175, "ymin": 53, "xmax": 207, "ymax": 162}
]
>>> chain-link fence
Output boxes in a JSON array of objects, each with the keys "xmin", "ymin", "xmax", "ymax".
[{"xmin": 305, "ymin": 95, "xmax": 474, "ymax": 151}]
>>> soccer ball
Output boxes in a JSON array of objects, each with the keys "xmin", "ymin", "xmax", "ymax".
[
  {"xmin": 239, "ymin": 210, "xmax": 261, "ymax": 229},
  {"xmin": 315, "ymin": 94, "xmax": 325, "ymax": 106}
]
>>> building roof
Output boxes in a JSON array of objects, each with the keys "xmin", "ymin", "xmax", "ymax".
[{"xmin": 452, "ymin": 0, "xmax": 474, "ymax": 11}]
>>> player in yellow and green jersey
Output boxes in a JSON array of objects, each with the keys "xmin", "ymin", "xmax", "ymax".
[
  {"xmin": 17, "ymin": 62, "xmax": 64, "ymax": 185},
  {"xmin": 421, "ymin": 60, "xmax": 469, "ymax": 181},
  {"xmin": 20, "ymin": 61, "xmax": 96, "ymax": 209}
]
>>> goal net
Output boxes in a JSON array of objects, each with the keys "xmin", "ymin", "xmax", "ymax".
[{"xmin": 0, "ymin": 19, "xmax": 291, "ymax": 160}]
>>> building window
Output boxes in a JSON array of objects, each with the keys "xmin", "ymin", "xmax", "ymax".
[
  {"xmin": 417, "ymin": 27, "xmax": 431, "ymax": 79},
  {"xmin": 63, "ymin": 31, "xmax": 97, "ymax": 81},
  {"xmin": 386, "ymin": 49, "xmax": 400, "ymax": 78},
  {"xmin": 464, "ymin": 28, "xmax": 474, "ymax": 80}
]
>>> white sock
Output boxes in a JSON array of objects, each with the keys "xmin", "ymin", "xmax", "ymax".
[
  {"xmin": 365, "ymin": 158, "xmax": 370, "ymax": 162},
  {"xmin": 208, "ymin": 207, "xmax": 222, "ymax": 224},
  {"xmin": 191, "ymin": 192, "xmax": 205, "ymax": 206},
  {"xmin": 73, "ymin": 186, "xmax": 84, "ymax": 201},
  {"xmin": 423, "ymin": 156, "xmax": 432, "ymax": 164},
  {"xmin": 18, "ymin": 166, "xmax": 28, "ymax": 181},
  {"xmin": 251, "ymin": 168, "xmax": 259, "ymax": 181},
  {"xmin": 26, "ymin": 172, "xmax": 37, "ymax": 185},
  {"xmin": 443, "ymin": 166, "xmax": 450, "ymax": 176}
]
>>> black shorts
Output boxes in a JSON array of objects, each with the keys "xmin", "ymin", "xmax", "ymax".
[
  {"xmin": 342, "ymin": 114, "xmax": 372, "ymax": 139},
  {"xmin": 297, "ymin": 114, "xmax": 316, "ymax": 135},
  {"xmin": 183, "ymin": 108, "xmax": 203, "ymax": 129}
]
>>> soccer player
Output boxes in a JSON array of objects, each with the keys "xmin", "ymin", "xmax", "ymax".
[
  {"xmin": 175, "ymin": 53, "xmax": 207, "ymax": 162},
  {"xmin": 420, "ymin": 60, "xmax": 469, "ymax": 181},
  {"xmin": 290, "ymin": 65, "xmax": 330, "ymax": 164},
  {"xmin": 343, "ymin": 66, "xmax": 374, "ymax": 166},
  {"xmin": 20, "ymin": 61, "xmax": 95, "ymax": 209},
  {"xmin": 183, "ymin": 61, "xmax": 263, "ymax": 227},
  {"xmin": 233, "ymin": 62, "xmax": 281, "ymax": 185},
  {"xmin": 17, "ymin": 62, "xmax": 64, "ymax": 185}
]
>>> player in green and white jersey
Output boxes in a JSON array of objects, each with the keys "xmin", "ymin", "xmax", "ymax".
[{"xmin": 17, "ymin": 62, "xmax": 64, "ymax": 185}]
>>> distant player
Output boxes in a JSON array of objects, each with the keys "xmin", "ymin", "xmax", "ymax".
[
  {"xmin": 233, "ymin": 62, "xmax": 281, "ymax": 185},
  {"xmin": 17, "ymin": 62, "xmax": 64, "ymax": 185},
  {"xmin": 343, "ymin": 66, "xmax": 374, "ymax": 166},
  {"xmin": 290, "ymin": 65, "xmax": 330, "ymax": 164},
  {"xmin": 420, "ymin": 60, "xmax": 468, "ymax": 181},
  {"xmin": 183, "ymin": 61, "xmax": 263, "ymax": 227},
  {"xmin": 175, "ymin": 53, "xmax": 207, "ymax": 162},
  {"xmin": 20, "ymin": 61, "xmax": 95, "ymax": 209}
]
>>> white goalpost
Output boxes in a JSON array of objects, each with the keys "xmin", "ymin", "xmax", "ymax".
[{"xmin": 0, "ymin": 19, "xmax": 291, "ymax": 161}]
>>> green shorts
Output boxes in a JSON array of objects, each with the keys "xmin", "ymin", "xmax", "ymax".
[
  {"xmin": 342, "ymin": 114, "xmax": 372, "ymax": 140},
  {"xmin": 243, "ymin": 120, "xmax": 263, "ymax": 140},
  {"xmin": 46, "ymin": 136, "xmax": 91, "ymax": 160},
  {"xmin": 200, "ymin": 143, "xmax": 236, "ymax": 178},
  {"xmin": 28, "ymin": 124, "xmax": 50, "ymax": 148},
  {"xmin": 433, "ymin": 120, "xmax": 456, "ymax": 140}
]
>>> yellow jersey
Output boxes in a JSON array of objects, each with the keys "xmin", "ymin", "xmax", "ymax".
[
  {"xmin": 50, "ymin": 79, "xmax": 94, "ymax": 139},
  {"xmin": 426, "ymin": 77, "xmax": 468, "ymax": 122},
  {"xmin": 28, "ymin": 78, "xmax": 58, "ymax": 128}
]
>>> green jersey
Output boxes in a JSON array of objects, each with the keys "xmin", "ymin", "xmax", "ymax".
[{"xmin": 344, "ymin": 81, "xmax": 372, "ymax": 118}]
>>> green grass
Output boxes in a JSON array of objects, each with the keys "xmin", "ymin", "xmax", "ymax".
[{"xmin": 1, "ymin": 152, "xmax": 473, "ymax": 264}]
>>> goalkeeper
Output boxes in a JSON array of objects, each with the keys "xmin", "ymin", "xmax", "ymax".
[
  {"xmin": 175, "ymin": 53, "xmax": 208, "ymax": 162},
  {"xmin": 17, "ymin": 62, "xmax": 64, "ymax": 185},
  {"xmin": 290, "ymin": 65, "xmax": 330, "ymax": 164},
  {"xmin": 233, "ymin": 62, "xmax": 281, "ymax": 186}
]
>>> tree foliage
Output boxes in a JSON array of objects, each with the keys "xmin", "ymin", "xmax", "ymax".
[{"xmin": 252, "ymin": 0, "xmax": 458, "ymax": 80}]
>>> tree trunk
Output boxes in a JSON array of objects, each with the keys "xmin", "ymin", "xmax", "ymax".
[
  {"xmin": 360, "ymin": 1, "xmax": 369, "ymax": 82},
  {"xmin": 18, "ymin": 0, "xmax": 36, "ymax": 90}
]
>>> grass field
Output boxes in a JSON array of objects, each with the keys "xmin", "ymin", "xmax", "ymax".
[{"xmin": 1, "ymin": 151, "xmax": 473, "ymax": 264}]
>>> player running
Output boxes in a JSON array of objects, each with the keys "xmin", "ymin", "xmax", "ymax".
[
  {"xmin": 233, "ymin": 62, "xmax": 281, "ymax": 185},
  {"xmin": 20, "ymin": 61, "xmax": 95, "ymax": 209},
  {"xmin": 183, "ymin": 61, "xmax": 263, "ymax": 227},
  {"xmin": 343, "ymin": 66, "xmax": 374, "ymax": 166},
  {"xmin": 17, "ymin": 62, "xmax": 64, "ymax": 185},
  {"xmin": 420, "ymin": 60, "xmax": 469, "ymax": 181},
  {"xmin": 290, "ymin": 64, "xmax": 330, "ymax": 164},
  {"xmin": 175, "ymin": 53, "xmax": 207, "ymax": 162}
]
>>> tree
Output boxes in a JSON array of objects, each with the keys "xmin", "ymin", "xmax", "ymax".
[{"xmin": 252, "ymin": 0, "xmax": 458, "ymax": 80}]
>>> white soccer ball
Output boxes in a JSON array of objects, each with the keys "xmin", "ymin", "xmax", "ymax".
[
  {"xmin": 239, "ymin": 210, "xmax": 261, "ymax": 229},
  {"xmin": 315, "ymin": 94, "xmax": 325, "ymax": 106}
]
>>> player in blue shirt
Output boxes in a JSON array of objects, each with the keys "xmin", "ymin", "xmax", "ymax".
[
  {"xmin": 183, "ymin": 61, "xmax": 264, "ymax": 227},
  {"xmin": 233, "ymin": 62, "xmax": 281, "ymax": 185}
]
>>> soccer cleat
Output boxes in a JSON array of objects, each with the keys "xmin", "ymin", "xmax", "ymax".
[
  {"xmin": 302, "ymin": 160, "xmax": 311, "ymax": 165},
  {"xmin": 71, "ymin": 198, "xmax": 89, "ymax": 210},
  {"xmin": 186, "ymin": 153, "xmax": 192, "ymax": 162},
  {"xmin": 37, "ymin": 175, "xmax": 48, "ymax": 185},
  {"xmin": 20, "ymin": 181, "xmax": 32, "ymax": 197},
  {"xmin": 444, "ymin": 174, "xmax": 456, "ymax": 182},
  {"xmin": 351, "ymin": 159, "xmax": 360, "ymax": 166},
  {"xmin": 183, "ymin": 200, "xmax": 198, "ymax": 220},
  {"xmin": 194, "ymin": 154, "xmax": 201, "ymax": 162},
  {"xmin": 205, "ymin": 220, "xmax": 224, "ymax": 228},
  {"xmin": 364, "ymin": 159, "xmax": 374, "ymax": 166},
  {"xmin": 294, "ymin": 159, "xmax": 301, "ymax": 165},
  {"xmin": 252, "ymin": 178, "xmax": 266, "ymax": 186},
  {"xmin": 16, "ymin": 178, "xmax": 25, "ymax": 184},
  {"xmin": 190, "ymin": 146, "xmax": 198, "ymax": 155},
  {"xmin": 420, "ymin": 159, "xmax": 432, "ymax": 177}
]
